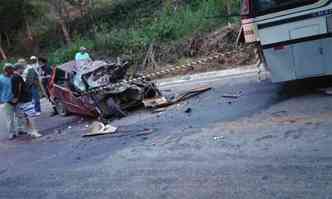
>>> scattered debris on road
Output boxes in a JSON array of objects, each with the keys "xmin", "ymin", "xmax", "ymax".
[
  {"xmin": 152, "ymin": 107, "xmax": 167, "ymax": 113},
  {"xmin": 222, "ymin": 93, "xmax": 241, "ymax": 99},
  {"xmin": 143, "ymin": 97, "xmax": 169, "ymax": 108},
  {"xmin": 134, "ymin": 129, "xmax": 153, "ymax": 137},
  {"xmin": 185, "ymin": 107, "xmax": 192, "ymax": 113},
  {"xmin": 54, "ymin": 129, "xmax": 62, "ymax": 134},
  {"xmin": 213, "ymin": 136, "xmax": 225, "ymax": 140},
  {"xmin": 83, "ymin": 122, "xmax": 118, "ymax": 137},
  {"xmin": 144, "ymin": 86, "xmax": 211, "ymax": 110},
  {"xmin": 83, "ymin": 124, "xmax": 154, "ymax": 138}
]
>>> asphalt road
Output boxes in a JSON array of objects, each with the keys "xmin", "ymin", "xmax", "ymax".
[{"xmin": 1, "ymin": 70, "xmax": 332, "ymax": 199}]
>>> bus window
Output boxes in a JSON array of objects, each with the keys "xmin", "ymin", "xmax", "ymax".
[{"xmin": 254, "ymin": 0, "xmax": 320, "ymax": 16}]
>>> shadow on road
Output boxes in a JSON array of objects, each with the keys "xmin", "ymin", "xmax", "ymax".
[{"xmin": 277, "ymin": 76, "xmax": 332, "ymax": 99}]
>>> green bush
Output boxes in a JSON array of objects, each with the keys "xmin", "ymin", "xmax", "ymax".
[{"xmin": 145, "ymin": 0, "xmax": 225, "ymax": 42}]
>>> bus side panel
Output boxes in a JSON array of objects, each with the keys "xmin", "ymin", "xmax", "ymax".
[
  {"xmin": 291, "ymin": 40, "xmax": 325, "ymax": 78},
  {"xmin": 263, "ymin": 47, "xmax": 296, "ymax": 82},
  {"xmin": 322, "ymin": 37, "xmax": 332, "ymax": 75},
  {"xmin": 258, "ymin": 17, "xmax": 327, "ymax": 45},
  {"xmin": 265, "ymin": 37, "xmax": 332, "ymax": 82}
]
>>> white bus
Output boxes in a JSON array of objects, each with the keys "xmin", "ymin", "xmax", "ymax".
[{"xmin": 240, "ymin": 0, "xmax": 332, "ymax": 82}]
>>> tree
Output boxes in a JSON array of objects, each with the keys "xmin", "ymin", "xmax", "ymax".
[
  {"xmin": 22, "ymin": 0, "xmax": 45, "ymax": 52},
  {"xmin": 66, "ymin": 0, "xmax": 89, "ymax": 16},
  {"xmin": 48, "ymin": 0, "xmax": 73, "ymax": 44},
  {"xmin": 0, "ymin": 0, "xmax": 25, "ymax": 59},
  {"xmin": 0, "ymin": 39, "xmax": 8, "ymax": 60}
]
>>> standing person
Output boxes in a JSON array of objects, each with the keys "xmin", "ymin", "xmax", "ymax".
[
  {"xmin": 11, "ymin": 64, "xmax": 42, "ymax": 138},
  {"xmin": 39, "ymin": 57, "xmax": 52, "ymax": 98},
  {"xmin": 0, "ymin": 63, "xmax": 15, "ymax": 139},
  {"xmin": 39, "ymin": 58, "xmax": 58, "ymax": 116},
  {"xmin": 17, "ymin": 58, "xmax": 28, "ymax": 83},
  {"xmin": 30, "ymin": 56, "xmax": 41, "ymax": 74},
  {"xmin": 26, "ymin": 56, "xmax": 42, "ymax": 115},
  {"xmin": 74, "ymin": 47, "xmax": 92, "ymax": 91},
  {"xmin": 75, "ymin": 46, "xmax": 92, "ymax": 71},
  {"xmin": 75, "ymin": 46, "xmax": 92, "ymax": 62}
]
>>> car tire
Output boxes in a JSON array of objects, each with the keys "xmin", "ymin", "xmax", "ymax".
[{"xmin": 55, "ymin": 100, "xmax": 69, "ymax": 116}]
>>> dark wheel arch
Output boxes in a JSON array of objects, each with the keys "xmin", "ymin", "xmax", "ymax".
[{"xmin": 54, "ymin": 99, "xmax": 70, "ymax": 116}]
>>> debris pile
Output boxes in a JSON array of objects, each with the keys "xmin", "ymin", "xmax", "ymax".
[
  {"xmin": 185, "ymin": 26, "xmax": 256, "ymax": 68},
  {"xmin": 143, "ymin": 25, "xmax": 256, "ymax": 77}
]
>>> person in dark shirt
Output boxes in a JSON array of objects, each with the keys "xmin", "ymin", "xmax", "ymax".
[
  {"xmin": 12, "ymin": 64, "xmax": 42, "ymax": 138},
  {"xmin": 11, "ymin": 68, "xmax": 31, "ymax": 105},
  {"xmin": 39, "ymin": 57, "xmax": 52, "ymax": 98}
]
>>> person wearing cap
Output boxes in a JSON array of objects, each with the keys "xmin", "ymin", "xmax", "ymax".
[
  {"xmin": 25, "ymin": 56, "xmax": 42, "ymax": 115},
  {"xmin": 0, "ymin": 63, "xmax": 15, "ymax": 139},
  {"xmin": 30, "ymin": 56, "xmax": 42, "ymax": 73},
  {"xmin": 75, "ymin": 47, "xmax": 92, "ymax": 62},
  {"xmin": 11, "ymin": 63, "xmax": 41, "ymax": 138},
  {"xmin": 17, "ymin": 58, "xmax": 27, "ymax": 65}
]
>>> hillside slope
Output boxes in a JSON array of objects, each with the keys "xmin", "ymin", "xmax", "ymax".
[{"xmin": 2, "ymin": 0, "xmax": 254, "ymax": 75}]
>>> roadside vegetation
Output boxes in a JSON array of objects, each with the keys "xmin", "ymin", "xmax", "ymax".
[{"xmin": 0, "ymin": 0, "xmax": 241, "ymax": 70}]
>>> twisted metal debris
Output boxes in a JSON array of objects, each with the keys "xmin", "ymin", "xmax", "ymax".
[{"xmin": 82, "ymin": 52, "xmax": 232, "ymax": 95}]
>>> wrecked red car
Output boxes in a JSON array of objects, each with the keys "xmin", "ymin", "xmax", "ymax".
[{"xmin": 48, "ymin": 60, "xmax": 160, "ymax": 120}]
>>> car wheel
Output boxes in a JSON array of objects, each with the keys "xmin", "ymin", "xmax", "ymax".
[{"xmin": 55, "ymin": 100, "xmax": 69, "ymax": 116}]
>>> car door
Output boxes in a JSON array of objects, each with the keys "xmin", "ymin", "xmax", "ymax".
[{"xmin": 54, "ymin": 83, "xmax": 97, "ymax": 116}]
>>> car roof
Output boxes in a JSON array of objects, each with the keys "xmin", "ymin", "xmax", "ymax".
[
  {"xmin": 57, "ymin": 60, "xmax": 76, "ymax": 73},
  {"xmin": 80, "ymin": 60, "xmax": 110, "ymax": 75},
  {"xmin": 57, "ymin": 60, "xmax": 110, "ymax": 74}
]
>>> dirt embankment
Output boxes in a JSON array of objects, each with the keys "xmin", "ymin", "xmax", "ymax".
[{"xmin": 141, "ymin": 25, "xmax": 256, "ymax": 77}]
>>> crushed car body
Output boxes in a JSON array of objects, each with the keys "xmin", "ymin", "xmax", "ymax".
[{"xmin": 48, "ymin": 60, "xmax": 161, "ymax": 120}]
